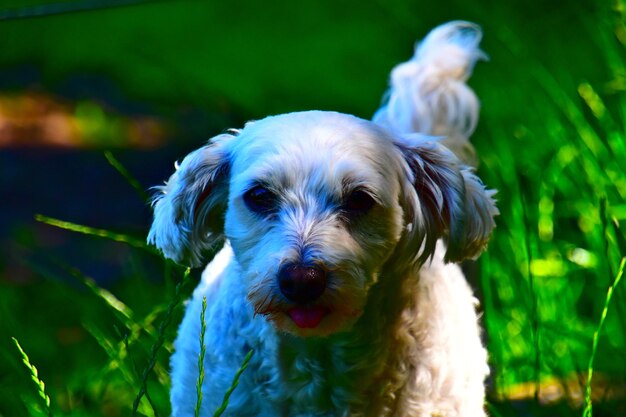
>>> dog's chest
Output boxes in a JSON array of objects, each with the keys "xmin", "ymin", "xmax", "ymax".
[{"xmin": 273, "ymin": 333, "xmax": 391, "ymax": 416}]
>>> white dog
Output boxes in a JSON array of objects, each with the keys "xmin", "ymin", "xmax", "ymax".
[{"xmin": 149, "ymin": 21, "xmax": 497, "ymax": 417}]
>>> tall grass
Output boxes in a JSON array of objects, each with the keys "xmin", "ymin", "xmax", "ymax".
[
  {"xmin": 195, "ymin": 297, "xmax": 207, "ymax": 417},
  {"xmin": 212, "ymin": 349, "xmax": 254, "ymax": 417},
  {"xmin": 474, "ymin": 3, "xmax": 626, "ymax": 413},
  {"xmin": 12, "ymin": 337, "xmax": 53, "ymax": 417},
  {"xmin": 131, "ymin": 268, "xmax": 191, "ymax": 416},
  {"xmin": 9, "ymin": 153, "xmax": 255, "ymax": 416},
  {"xmin": 2, "ymin": 3, "xmax": 625, "ymax": 417},
  {"xmin": 583, "ymin": 258, "xmax": 625, "ymax": 417}
]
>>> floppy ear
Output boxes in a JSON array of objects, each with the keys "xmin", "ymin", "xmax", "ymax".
[
  {"xmin": 147, "ymin": 133, "xmax": 234, "ymax": 267},
  {"xmin": 397, "ymin": 139, "xmax": 497, "ymax": 264}
]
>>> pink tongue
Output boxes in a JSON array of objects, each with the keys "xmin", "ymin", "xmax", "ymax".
[{"xmin": 288, "ymin": 307, "xmax": 327, "ymax": 328}]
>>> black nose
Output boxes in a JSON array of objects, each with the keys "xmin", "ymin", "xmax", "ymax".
[{"xmin": 278, "ymin": 264, "xmax": 327, "ymax": 304}]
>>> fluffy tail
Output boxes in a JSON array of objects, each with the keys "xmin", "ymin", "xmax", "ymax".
[{"xmin": 373, "ymin": 21, "xmax": 486, "ymax": 165}]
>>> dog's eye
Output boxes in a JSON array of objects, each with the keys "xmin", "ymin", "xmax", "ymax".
[
  {"xmin": 243, "ymin": 185, "xmax": 277, "ymax": 215},
  {"xmin": 342, "ymin": 189, "xmax": 377, "ymax": 215}
]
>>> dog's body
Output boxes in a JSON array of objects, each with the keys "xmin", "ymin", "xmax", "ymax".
[{"xmin": 149, "ymin": 22, "xmax": 497, "ymax": 417}]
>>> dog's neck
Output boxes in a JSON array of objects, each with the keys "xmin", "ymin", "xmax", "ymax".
[{"xmin": 275, "ymin": 263, "xmax": 420, "ymax": 416}]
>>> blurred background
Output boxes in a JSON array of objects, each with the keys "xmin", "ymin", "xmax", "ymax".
[{"xmin": 1, "ymin": 0, "xmax": 625, "ymax": 416}]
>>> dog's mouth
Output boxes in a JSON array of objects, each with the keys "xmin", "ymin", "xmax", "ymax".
[{"xmin": 287, "ymin": 306, "xmax": 329, "ymax": 328}]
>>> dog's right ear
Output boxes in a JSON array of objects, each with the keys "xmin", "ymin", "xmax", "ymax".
[{"xmin": 147, "ymin": 133, "xmax": 234, "ymax": 267}]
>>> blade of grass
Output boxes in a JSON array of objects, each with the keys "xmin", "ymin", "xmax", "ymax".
[
  {"xmin": 82, "ymin": 321, "xmax": 138, "ymax": 387},
  {"xmin": 195, "ymin": 296, "xmax": 208, "ymax": 417},
  {"xmin": 65, "ymin": 262, "xmax": 134, "ymax": 323},
  {"xmin": 611, "ymin": 218, "xmax": 626, "ymax": 258},
  {"xmin": 132, "ymin": 268, "xmax": 191, "ymax": 416},
  {"xmin": 520, "ymin": 189, "xmax": 541, "ymax": 402},
  {"xmin": 31, "ymin": 254, "xmax": 174, "ymax": 389},
  {"xmin": 35, "ymin": 214, "xmax": 154, "ymax": 253},
  {"xmin": 104, "ymin": 150, "xmax": 150, "ymax": 203},
  {"xmin": 600, "ymin": 198, "xmax": 615, "ymax": 279},
  {"xmin": 582, "ymin": 257, "xmax": 625, "ymax": 417},
  {"xmin": 12, "ymin": 337, "xmax": 53, "ymax": 417},
  {"xmin": 213, "ymin": 349, "xmax": 254, "ymax": 417}
]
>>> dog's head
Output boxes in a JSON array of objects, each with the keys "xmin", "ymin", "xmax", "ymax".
[{"xmin": 149, "ymin": 111, "xmax": 497, "ymax": 336}]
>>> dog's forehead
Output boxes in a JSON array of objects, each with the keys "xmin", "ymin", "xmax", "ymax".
[{"xmin": 228, "ymin": 111, "xmax": 400, "ymax": 190}]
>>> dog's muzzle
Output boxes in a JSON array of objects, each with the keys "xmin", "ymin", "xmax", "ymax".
[
  {"xmin": 278, "ymin": 264, "xmax": 329, "ymax": 328},
  {"xmin": 278, "ymin": 264, "xmax": 326, "ymax": 303}
]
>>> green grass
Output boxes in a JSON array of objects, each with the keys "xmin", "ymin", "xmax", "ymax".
[
  {"xmin": 12, "ymin": 337, "xmax": 53, "ymax": 417},
  {"xmin": 195, "ymin": 297, "xmax": 207, "ymax": 417},
  {"xmin": 471, "ymin": 2, "xmax": 626, "ymax": 413},
  {"xmin": 212, "ymin": 349, "xmax": 254, "ymax": 417},
  {"xmin": 1, "ymin": 1, "xmax": 626, "ymax": 416},
  {"xmin": 131, "ymin": 268, "xmax": 191, "ymax": 417},
  {"xmin": 583, "ymin": 257, "xmax": 625, "ymax": 417}
]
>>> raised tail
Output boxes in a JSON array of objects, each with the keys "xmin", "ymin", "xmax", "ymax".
[{"xmin": 373, "ymin": 21, "xmax": 486, "ymax": 166}]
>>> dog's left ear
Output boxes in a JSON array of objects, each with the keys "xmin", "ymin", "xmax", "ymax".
[
  {"xmin": 396, "ymin": 139, "xmax": 498, "ymax": 264},
  {"xmin": 147, "ymin": 133, "xmax": 234, "ymax": 267}
]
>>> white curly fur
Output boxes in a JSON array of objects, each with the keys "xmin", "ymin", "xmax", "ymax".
[{"xmin": 149, "ymin": 21, "xmax": 497, "ymax": 417}]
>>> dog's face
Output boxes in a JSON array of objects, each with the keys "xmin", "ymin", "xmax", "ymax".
[
  {"xmin": 148, "ymin": 111, "xmax": 497, "ymax": 337},
  {"xmin": 224, "ymin": 112, "xmax": 407, "ymax": 335}
]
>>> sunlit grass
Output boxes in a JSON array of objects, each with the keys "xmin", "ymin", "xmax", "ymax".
[
  {"xmin": 195, "ymin": 297, "xmax": 208, "ymax": 417},
  {"xmin": 583, "ymin": 257, "xmax": 625, "ymax": 417},
  {"xmin": 104, "ymin": 150, "xmax": 151, "ymax": 203},
  {"xmin": 12, "ymin": 337, "xmax": 53, "ymax": 417},
  {"xmin": 3, "ymin": 2, "xmax": 626, "ymax": 417},
  {"xmin": 34, "ymin": 214, "xmax": 152, "ymax": 251},
  {"xmin": 474, "ymin": 3, "xmax": 626, "ymax": 412},
  {"xmin": 132, "ymin": 268, "xmax": 191, "ymax": 417},
  {"xmin": 212, "ymin": 349, "xmax": 255, "ymax": 417}
]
